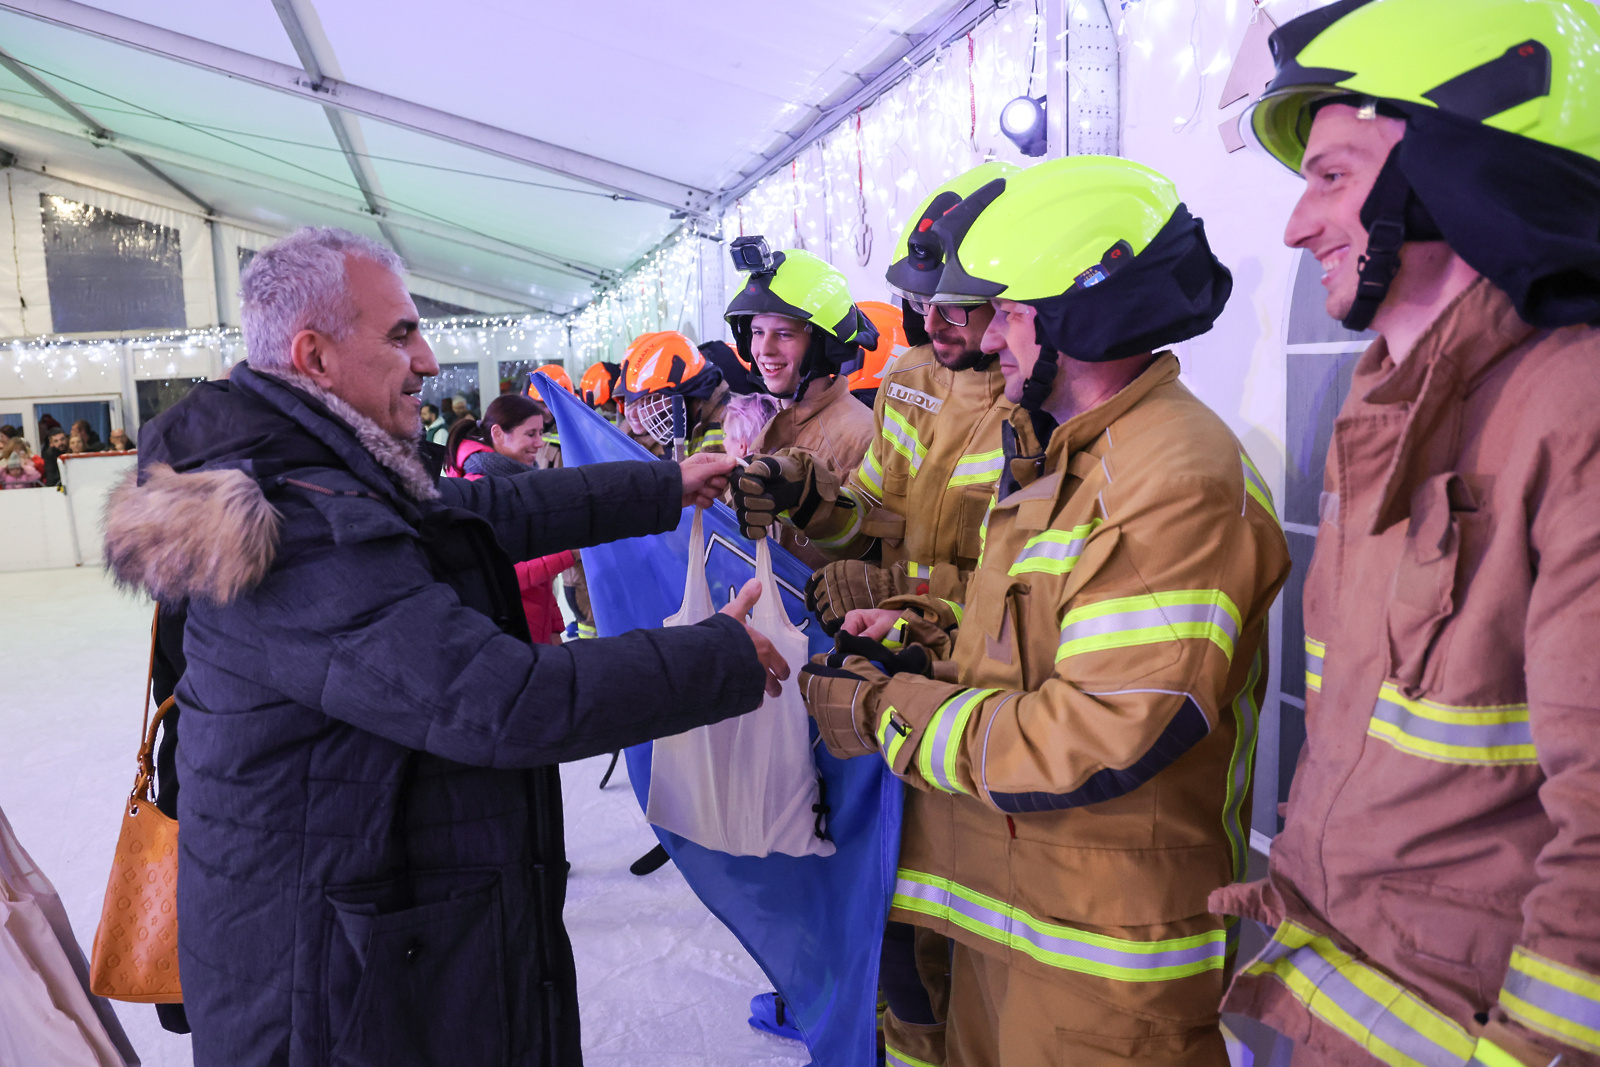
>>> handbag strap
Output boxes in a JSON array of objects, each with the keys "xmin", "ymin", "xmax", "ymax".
[{"xmin": 131, "ymin": 605, "xmax": 168, "ymax": 805}]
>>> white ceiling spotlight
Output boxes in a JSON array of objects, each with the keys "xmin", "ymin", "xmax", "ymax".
[{"xmin": 1000, "ymin": 94, "xmax": 1048, "ymax": 156}]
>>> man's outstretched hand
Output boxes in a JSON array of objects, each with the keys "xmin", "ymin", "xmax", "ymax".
[
  {"xmin": 719, "ymin": 578, "xmax": 789, "ymax": 697},
  {"xmin": 680, "ymin": 452, "xmax": 739, "ymax": 509}
]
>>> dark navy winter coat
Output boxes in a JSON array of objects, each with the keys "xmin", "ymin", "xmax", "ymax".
[{"xmin": 106, "ymin": 364, "xmax": 766, "ymax": 1067}]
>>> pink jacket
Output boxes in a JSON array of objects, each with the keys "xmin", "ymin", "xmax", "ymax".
[{"xmin": 445, "ymin": 441, "xmax": 573, "ymax": 646}]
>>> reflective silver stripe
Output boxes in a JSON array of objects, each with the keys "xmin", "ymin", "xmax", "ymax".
[
  {"xmin": 920, "ymin": 688, "xmax": 994, "ymax": 794},
  {"xmin": 1010, "ymin": 522, "xmax": 1099, "ymax": 576},
  {"xmin": 949, "ymin": 449, "xmax": 1004, "ymax": 487},
  {"xmin": 1500, "ymin": 947, "xmax": 1600, "ymax": 1052},
  {"xmin": 1368, "ymin": 684, "xmax": 1536, "ymax": 765},
  {"xmin": 1059, "ymin": 598, "xmax": 1240, "ymax": 654},
  {"xmin": 1244, "ymin": 927, "xmax": 1475, "ymax": 1067},
  {"xmin": 894, "ymin": 874, "xmax": 1224, "ymax": 981}
]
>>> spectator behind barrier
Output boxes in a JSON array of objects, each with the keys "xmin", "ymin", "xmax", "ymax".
[
  {"xmin": 41, "ymin": 430, "xmax": 67, "ymax": 486},
  {"xmin": 0, "ymin": 425, "xmax": 42, "ymax": 489},
  {"xmin": 69, "ymin": 419, "xmax": 103, "ymax": 453},
  {"xmin": 108, "ymin": 429, "xmax": 136, "ymax": 452}
]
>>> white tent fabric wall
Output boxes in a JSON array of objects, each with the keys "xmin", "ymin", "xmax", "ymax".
[{"xmin": 725, "ymin": 0, "xmax": 1042, "ymax": 312}]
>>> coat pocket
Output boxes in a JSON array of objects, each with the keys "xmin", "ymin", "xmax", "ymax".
[
  {"xmin": 1385, "ymin": 473, "xmax": 1478, "ymax": 690},
  {"xmin": 325, "ymin": 872, "xmax": 508, "ymax": 1067}
]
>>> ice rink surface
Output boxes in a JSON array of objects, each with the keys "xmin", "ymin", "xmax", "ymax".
[{"xmin": 3, "ymin": 566, "xmax": 809, "ymax": 1067}]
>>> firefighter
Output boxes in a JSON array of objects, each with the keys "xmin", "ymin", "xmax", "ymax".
[
  {"xmin": 721, "ymin": 241, "xmax": 878, "ymax": 569},
  {"xmin": 1208, "ymin": 3, "xmax": 1600, "ymax": 1065},
  {"xmin": 525, "ymin": 363, "xmax": 572, "ymax": 467},
  {"xmin": 848, "ymin": 300, "xmax": 911, "ymax": 407},
  {"xmin": 618, "ymin": 330, "xmax": 729, "ymax": 456},
  {"xmin": 733, "ymin": 166, "xmax": 1021, "ymax": 1060},
  {"xmin": 733, "ymin": 162, "xmax": 1020, "ymax": 638},
  {"xmin": 799, "ymin": 155, "xmax": 1289, "ymax": 1066},
  {"xmin": 578, "ymin": 360, "xmax": 624, "ymax": 424}
]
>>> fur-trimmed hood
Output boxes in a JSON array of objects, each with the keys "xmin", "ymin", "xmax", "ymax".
[{"xmin": 105, "ymin": 362, "xmax": 438, "ymax": 605}]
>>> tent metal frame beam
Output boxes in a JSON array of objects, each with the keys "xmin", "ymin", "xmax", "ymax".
[
  {"xmin": 0, "ymin": 98, "xmax": 588, "ymax": 307},
  {"xmin": 0, "ymin": 41, "xmax": 216, "ymax": 215},
  {"xmin": 0, "ymin": 0, "xmax": 716, "ymax": 216},
  {"xmin": 715, "ymin": 0, "xmax": 1000, "ymax": 209},
  {"xmin": 268, "ymin": 0, "xmax": 406, "ymax": 256}
]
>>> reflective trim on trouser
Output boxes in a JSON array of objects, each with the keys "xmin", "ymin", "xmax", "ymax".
[
  {"xmin": 949, "ymin": 448, "xmax": 1004, "ymax": 488},
  {"xmin": 1500, "ymin": 945, "xmax": 1600, "ymax": 1053},
  {"xmin": 1305, "ymin": 637, "xmax": 1325, "ymax": 693},
  {"xmin": 1009, "ymin": 521, "xmax": 1101, "ymax": 577},
  {"xmin": 1241, "ymin": 920, "xmax": 1475, "ymax": 1067},
  {"xmin": 1057, "ymin": 590, "xmax": 1242, "ymax": 663},
  {"xmin": 893, "ymin": 870, "xmax": 1226, "ymax": 981},
  {"xmin": 885, "ymin": 1045, "xmax": 942, "ymax": 1067},
  {"xmin": 915, "ymin": 688, "xmax": 1000, "ymax": 795},
  {"xmin": 1367, "ymin": 683, "xmax": 1536, "ymax": 766}
]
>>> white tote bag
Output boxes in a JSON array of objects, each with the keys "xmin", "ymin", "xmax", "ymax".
[
  {"xmin": 0, "ymin": 806, "xmax": 137, "ymax": 1067},
  {"xmin": 646, "ymin": 511, "xmax": 835, "ymax": 858}
]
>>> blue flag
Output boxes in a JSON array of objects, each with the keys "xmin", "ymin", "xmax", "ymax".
[{"xmin": 542, "ymin": 377, "xmax": 902, "ymax": 1067}]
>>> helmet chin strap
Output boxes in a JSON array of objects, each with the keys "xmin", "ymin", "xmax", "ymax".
[
  {"xmin": 1343, "ymin": 140, "xmax": 1442, "ymax": 332},
  {"xmin": 1018, "ymin": 317, "xmax": 1061, "ymax": 414}
]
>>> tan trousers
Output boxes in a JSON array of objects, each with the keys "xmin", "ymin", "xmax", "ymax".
[{"xmin": 925, "ymin": 944, "xmax": 1230, "ymax": 1067}]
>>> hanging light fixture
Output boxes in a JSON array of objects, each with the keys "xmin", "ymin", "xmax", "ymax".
[{"xmin": 1000, "ymin": 94, "xmax": 1048, "ymax": 156}]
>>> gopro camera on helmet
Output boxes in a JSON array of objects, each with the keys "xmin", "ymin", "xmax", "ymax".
[{"xmin": 730, "ymin": 235, "xmax": 776, "ymax": 274}]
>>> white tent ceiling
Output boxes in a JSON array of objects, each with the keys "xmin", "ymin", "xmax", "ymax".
[{"xmin": 0, "ymin": 0, "xmax": 993, "ymax": 316}]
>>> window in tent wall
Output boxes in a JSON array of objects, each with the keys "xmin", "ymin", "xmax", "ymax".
[
  {"xmin": 136, "ymin": 378, "xmax": 208, "ymax": 425},
  {"xmin": 32, "ymin": 397, "xmax": 118, "ymax": 447},
  {"xmin": 1274, "ymin": 249, "xmax": 1375, "ymax": 831},
  {"xmin": 40, "ymin": 195, "xmax": 185, "ymax": 334},
  {"xmin": 419, "ymin": 363, "xmax": 480, "ymax": 418}
]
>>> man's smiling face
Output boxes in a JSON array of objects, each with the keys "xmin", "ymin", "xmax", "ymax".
[{"xmin": 1283, "ymin": 103, "xmax": 1407, "ymax": 323}]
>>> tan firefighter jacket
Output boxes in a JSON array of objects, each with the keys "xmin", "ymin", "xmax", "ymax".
[
  {"xmin": 795, "ymin": 345, "xmax": 1013, "ymax": 599},
  {"xmin": 865, "ymin": 353, "xmax": 1288, "ymax": 1021},
  {"xmin": 1213, "ymin": 280, "xmax": 1600, "ymax": 1067},
  {"xmin": 749, "ymin": 374, "xmax": 874, "ymax": 570}
]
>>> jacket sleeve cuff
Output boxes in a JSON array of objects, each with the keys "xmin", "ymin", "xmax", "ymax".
[
  {"xmin": 1489, "ymin": 945, "xmax": 1600, "ymax": 1064},
  {"xmin": 878, "ymin": 674, "xmax": 965, "ymax": 785},
  {"xmin": 692, "ymin": 612, "xmax": 768, "ymax": 712}
]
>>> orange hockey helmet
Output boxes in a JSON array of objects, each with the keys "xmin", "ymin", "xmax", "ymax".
[
  {"xmin": 850, "ymin": 300, "xmax": 909, "ymax": 394},
  {"xmin": 620, "ymin": 330, "xmax": 724, "ymax": 444},
  {"xmin": 526, "ymin": 363, "xmax": 573, "ymax": 402},
  {"xmin": 578, "ymin": 361, "xmax": 622, "ymax": 408}
]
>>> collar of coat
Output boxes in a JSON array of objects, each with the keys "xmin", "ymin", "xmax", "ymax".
[
  {"xmin": 1005, "ymin": 352, "xmax": 1182, "ymax": 479},
  {"xmin": 104, "ymin": 362, "xmax": 441, "ymax": 607},
  {"xmin": 1349, "ymin": 277, "xmax": 1539, "ymax": 534}
]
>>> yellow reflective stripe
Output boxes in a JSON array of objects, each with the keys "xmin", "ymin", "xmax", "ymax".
[
  {"xmin": 1010, "ymin": 520, "xmax": 1102, "ymax": 577},
  {"xmin": 878, "ymin": 706, "xmax": 912, "ymax": 767},
  {"xmin": 857, "ymin": 445, "xmax": 886, "ymax": 498},
  {"xmin": 881, "ymin": 407, "xmax": 926, "ymax": 475},
  {"xmin": 809, "ymin": 488, "xmax": 866, "ymax": 549},
  {"xmin": 1241, "ymin": 451, "xmax": 1275, "ymax": 517},
  {"xmin": 1223, "ymin": 642, "xmax": 1264, "ymax": 880},
  {"xmin": 1466, "ymin": 1039, "xmax": 1525, "ymax": 1067},
  {"xmin": 948, "ymin": 447, "xmax": 1004, "ymax": 488},
  {"xmin": 939, "ymin": 599, "xmax": 965, "ymax": 626},
  {"xmin": 882, "ymin": 618, "xmax": 909, "ymax": 651},
  {"xmin": 1243, "ymin": 921, "xmax": 1475, "ymax": 1067},
  {"xmin": 905, "ymin": 561, "xmax": 928, "ymax": 578},
  {"xmin": 1057, "ymin": 590, "xmax": 1243, "ymax": 663},
  {"xmin": 1367, "ymin": 683, "xmax": 1537, "ymax": 766},
  {"xmin": 1306, "ymin": 636, "xmax": 1325, "ymax": 693},
  {"xmin": 543, "ymin": 432, "xmax": 561, "ymax": 444},
  {"xmin": 885, "ymin": 1046, "xmax": 941, "ymax": 1067},
  {"xmin": 894, "ymin": 869, "xmax": 1226, "ymax": 981},
  {"xmin": 1500, "ymin": 946, "xmax": 1600, "ymax": 1053},
  {"xmin": 916, "ymin": 688, "xmax": 998, "ymax": 795},
  {"xmin": 576, "ymin": 623, "xmax": 596, "ymax": 639},
  {"xmin": 977, "ymin": 497, "xmax": 995, "ymax": 568}
]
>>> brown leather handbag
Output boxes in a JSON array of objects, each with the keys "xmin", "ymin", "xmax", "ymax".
[{"xmin": 89, "ymin": 609, "xmax": 181, "ymax": 1003}]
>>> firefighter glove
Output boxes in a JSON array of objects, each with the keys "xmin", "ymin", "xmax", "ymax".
[
  {"xmin": 800, "ymin": 654, "xmax": 891, "ymax": 759},
  {"xmin": 829, "ymin": 631, "xmax": 933, "ymax": 678},
  {"xmin": 805, "ymin": 561, "xmax": 896, "ymax": 636},
  {"xmin": 733, "ymin": 454, "xmax": 822, "ymax": 540}
]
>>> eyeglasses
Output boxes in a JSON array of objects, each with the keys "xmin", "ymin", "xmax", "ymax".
[{"xmin": 904, "ymin": 297, "xmax": 984, "ymax": 328}]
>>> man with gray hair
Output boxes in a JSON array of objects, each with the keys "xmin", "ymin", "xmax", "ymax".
[{"xmin": 105, "ymin": 226, "xmax": 787, "ymax": 1067}]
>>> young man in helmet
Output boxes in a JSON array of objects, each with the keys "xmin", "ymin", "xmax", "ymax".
[
  {"xmin": 721, "ymin": 242, "xmax": 876, "ymax": 569},
  {"xmin": 618, "ymin": 331, "xmax": 730, "ymax": 457},
  {"xmin": 578, "ymin": 360, "xmax": 624, "ymax": 424},
  {"xmin": 1211, "ymin": 3, "xmax": 1600, "ymax": 1066},
  {"xmin": 734, "ymin": 164, "xmax": 1020, "ymax": 641},
  {"xmin": 799, "ymin": 156, "xmax": 1289, "ymax": 1066}
]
